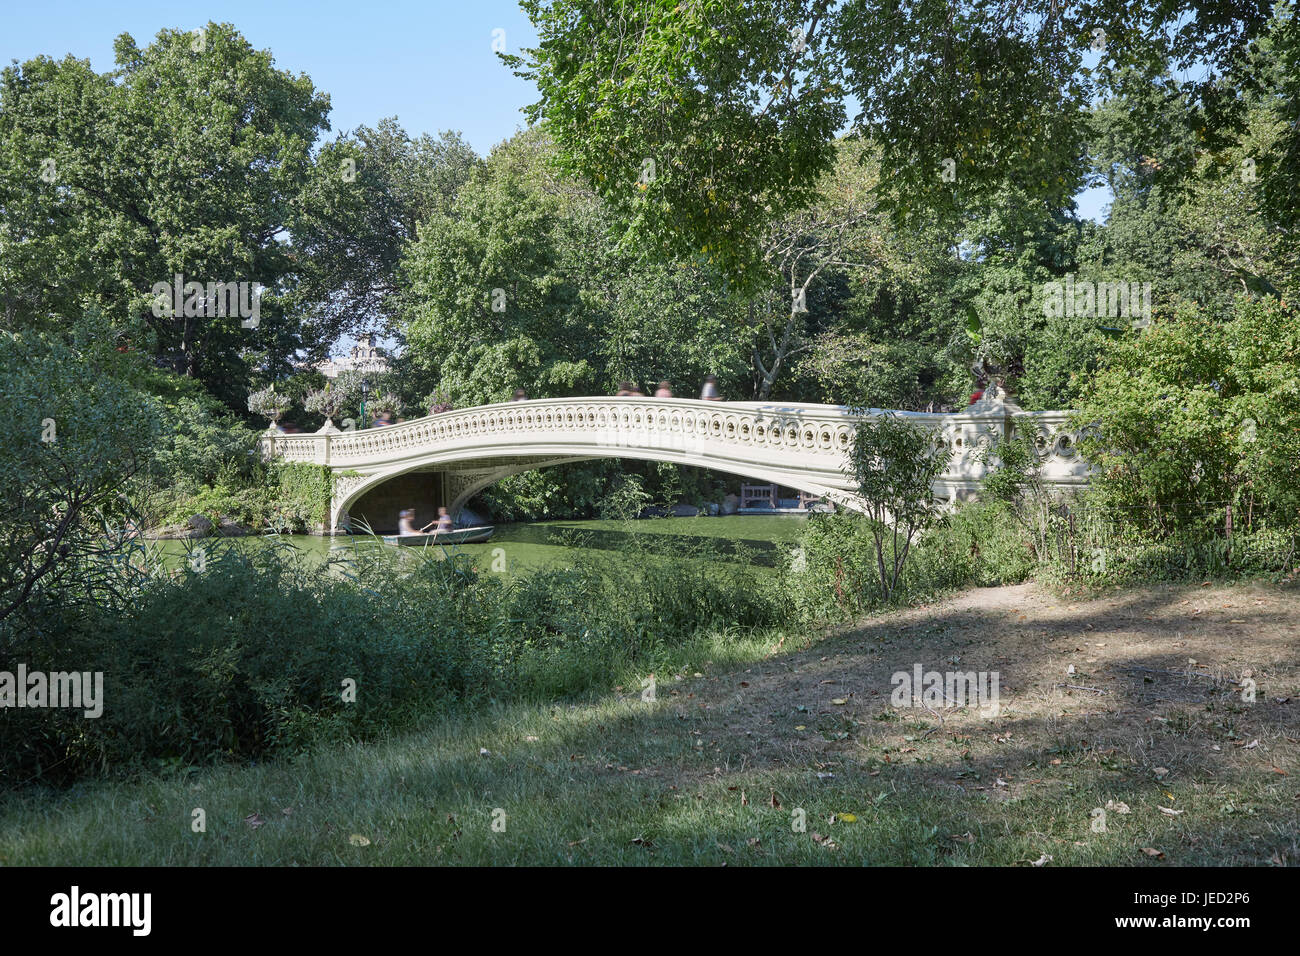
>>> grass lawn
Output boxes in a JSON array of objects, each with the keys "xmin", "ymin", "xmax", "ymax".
[{"xmin": 1, "ymin": 580, "xmax": 1296, "ymax": 865}]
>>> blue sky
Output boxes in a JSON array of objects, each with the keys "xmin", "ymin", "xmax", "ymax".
[
  {"xmin": 2, "ymin": 0, "xmax": 1111, "ymax": 222},
  {"xmin": 1, "ymin": 0, "xmax": 541, "ymax": 157}
]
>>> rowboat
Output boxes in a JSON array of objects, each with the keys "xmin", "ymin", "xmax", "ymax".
[{"xmin": 383, "ymin": 526, "xmax": 495, "ymax": 546}]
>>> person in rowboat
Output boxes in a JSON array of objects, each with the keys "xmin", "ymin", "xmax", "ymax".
[
  {"xmin": 397, "ymin": 509, "xmax": 421, "ymax": 535},
  {"xmin": 417, "ymin": 506, "xmax": 455, "ymax": 534}
]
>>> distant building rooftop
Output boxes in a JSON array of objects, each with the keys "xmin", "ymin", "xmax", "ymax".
[{"xmin": 317, "ymin": 334, "xmax": 390, "ymax": 379}]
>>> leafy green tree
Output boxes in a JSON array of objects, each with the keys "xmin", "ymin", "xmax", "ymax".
[
  {"xmin": 400, "ymin": 130, "xmax": 600, "ymax": 405},
  {"xmin": 600, "ymin": 260, "xmax": 750, "ymax": 398},
  {"xmin": 401, "ymin": 128, "xmax": 752, "ymax": 404},
  {"xmin": 0, "ymin": 325, "xmax": 158, "ymax": 626},
  {"xmin": 285, "ymin": 120, "xmax": 481, "ymax": 353},
  {"xmin": 847, "ymin": 413, "xmax": 953, "ymax": 602},
  {"xmin": 510, "ymin": 0, "xmax": 1269, "ymax": 285},
  {"xmin": 1082, "ymin": 63, "xmax": 1296, "ymax": 317},
  {"xmin": 510, "ymin": 0, "xmax": 846, "ymax": 285},
  {"xmin": 747, "ymin": 137, "xmax": 886, "ymax": 398},
  {"xmin": 0, "ymin": 22, "xmax": 330, "ymax": 406}
]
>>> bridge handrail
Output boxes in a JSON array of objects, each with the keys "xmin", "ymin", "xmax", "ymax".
[{"xmin": 262, "ymin": 395, "xmax": 1085, "ymax": 487}]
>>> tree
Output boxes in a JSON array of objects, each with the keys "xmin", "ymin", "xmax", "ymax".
[
  {"xmin": 0, "ymin": 22, "xmax": 330, "ymax": 406},
  {"xmin": 512, "ymin": 1, "xmax": 1281, "ymax": 286},
  {"xmin": 510, "ymin": 0, "xmax": 846, "ymax": 286},
  {"xmin": 749, "ymin": 137, "xmax": 886, "ymax": 398},
  {"xmin": 1082, "ymin": 62, "xmax": 1296, "ymax": 316},
  {"xmin": 0, "ymin": 324, "xmax": 158, "ymax": 627},
  {"xmin": 847, "ymin": 413, "xmax": 953, "ymax": 602},
  {"xmin": 285, "ymin": 120, "xmax": 481, "ymax": 353},
  {"xmin": 400, "ymin": 129, "xmax": 600, "ymax": 405},
  {"xmin": 599, "ymin": 259, "xmax": 751, "ymax": 398}
]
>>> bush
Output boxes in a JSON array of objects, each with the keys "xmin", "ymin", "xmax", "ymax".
[
  {"xmin": 0, "ymin": 541, "xmax": 494, "ymax": 783},
  {"xmin": 783, "ymin": 505, "xmax": 1036, "ymax": 624},
  {"xmin": 269, "ymin": 463, "xmax": 333, "ymax": 531},
  {"xmin": 0, "ymin": 526, "xmax": 790, "ymax": 785},
  {"xmin": 1076, "ymin": 295, "xmax": 1300, "ymax": 537},
  {"xmin": 0, "ymin": 327, "xmax": 158, "ymax": 628}
]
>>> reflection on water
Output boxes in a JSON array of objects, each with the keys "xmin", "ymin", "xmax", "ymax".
[{"xmin": 150, "ymin": 515, "xmax": 807, "ymax": 575}]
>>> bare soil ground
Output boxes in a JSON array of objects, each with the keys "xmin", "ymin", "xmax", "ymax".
[
  {"xmin": 677, "ymin": 581, "xmax": 1299, "ymax": 781},
  {"xmin": 629, "ymin": 579, "xmax": 1300, "ymax": 863}
]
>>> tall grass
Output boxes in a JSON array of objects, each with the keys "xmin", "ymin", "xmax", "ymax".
[{"xmin": 0, "ymin": 527, "xmax": 790, "ymax": 787}]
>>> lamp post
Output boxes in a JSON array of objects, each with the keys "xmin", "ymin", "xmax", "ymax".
[{"xmin": 359, "ymin": 376, "xmax": 369, "ymax": 429}]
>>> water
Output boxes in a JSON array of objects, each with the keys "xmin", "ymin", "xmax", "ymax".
[{"xmin": 151, "ymin": 515, "xmax": 809, "ymax": 576}]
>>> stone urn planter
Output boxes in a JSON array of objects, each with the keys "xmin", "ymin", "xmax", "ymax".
[{"xmin": 248, "ymin": 386, "xmax": 294, "ymax": 432}]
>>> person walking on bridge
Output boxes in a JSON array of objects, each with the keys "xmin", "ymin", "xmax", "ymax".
[
  {"xmin": 700, "ymin": 374, "xmax": 721, "ymax": 401},
  {"xmin": 616, "ymin": 381, "xmax": 644, "ymax": 397},
  {"xmin": 654, "ymin": 381, "xmax": 674, "ymax": 398}
]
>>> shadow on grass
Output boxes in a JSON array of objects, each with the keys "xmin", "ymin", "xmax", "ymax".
[{"xmin": 0, "ymin": 582, "xmax": 1295, "ymax": 865}]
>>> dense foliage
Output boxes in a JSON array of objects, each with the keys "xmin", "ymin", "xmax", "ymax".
[
  {"xmin": 2, "ymin": 9, "xmax": 1298, "ymax": 793},
  {"xmin": 0, "ymin": 324, "xmax": 157, "ymax": 625},
  {"xmin": 1076, "ymin": 295, "xmax": 1300, "ymax": 536},
  {"xmin": 511, "ymin": 1, "xmax": 1296, "ymax": 283}
]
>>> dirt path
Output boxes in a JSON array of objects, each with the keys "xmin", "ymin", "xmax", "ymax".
[{"xmin": 665, "ymin": 580, "xmax": 1300, "ymax": 803}]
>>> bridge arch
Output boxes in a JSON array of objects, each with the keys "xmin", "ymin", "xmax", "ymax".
[{"xmin": 329, "ymin": 445, "xmax": 870, "ymax": 533}]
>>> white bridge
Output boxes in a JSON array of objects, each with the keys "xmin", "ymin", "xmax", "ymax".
[{"xmin": 261, "ymin": 390, "xmax": 1090, "ymax": 533}]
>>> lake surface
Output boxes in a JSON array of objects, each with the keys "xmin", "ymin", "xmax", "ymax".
[{"xmin": 153, "ymin": 514, "xmax": 809, "ymax": 576}]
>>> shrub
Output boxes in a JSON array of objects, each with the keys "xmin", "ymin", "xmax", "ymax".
[
  {"xmin": 0, "ymin": 542, "xmax": 494, "ymax": 783},
  {"xmin": 846, "ymin": 413, "xmax": 953, "ymax": 602},
  {"xmin": 0, "ymin": 328, "xmax": 158, "ymax": 627},
  {"xmin": 1075, "ymin": 296, "xmax": 1300, "ymax": 537}
]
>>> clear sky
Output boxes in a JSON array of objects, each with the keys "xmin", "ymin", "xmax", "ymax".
[
  {"xmin": 0, "ymin": 0, "xmax": 541, "ymax": 158},
  {"xmin": 1, "ymin": 0, "xmax": 1111, "ymax": 222}
]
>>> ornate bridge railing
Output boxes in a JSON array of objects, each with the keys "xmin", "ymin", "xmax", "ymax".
[{"xmin": 261, "ymin": 392, "xmax": 1090, "ymax": 532}]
